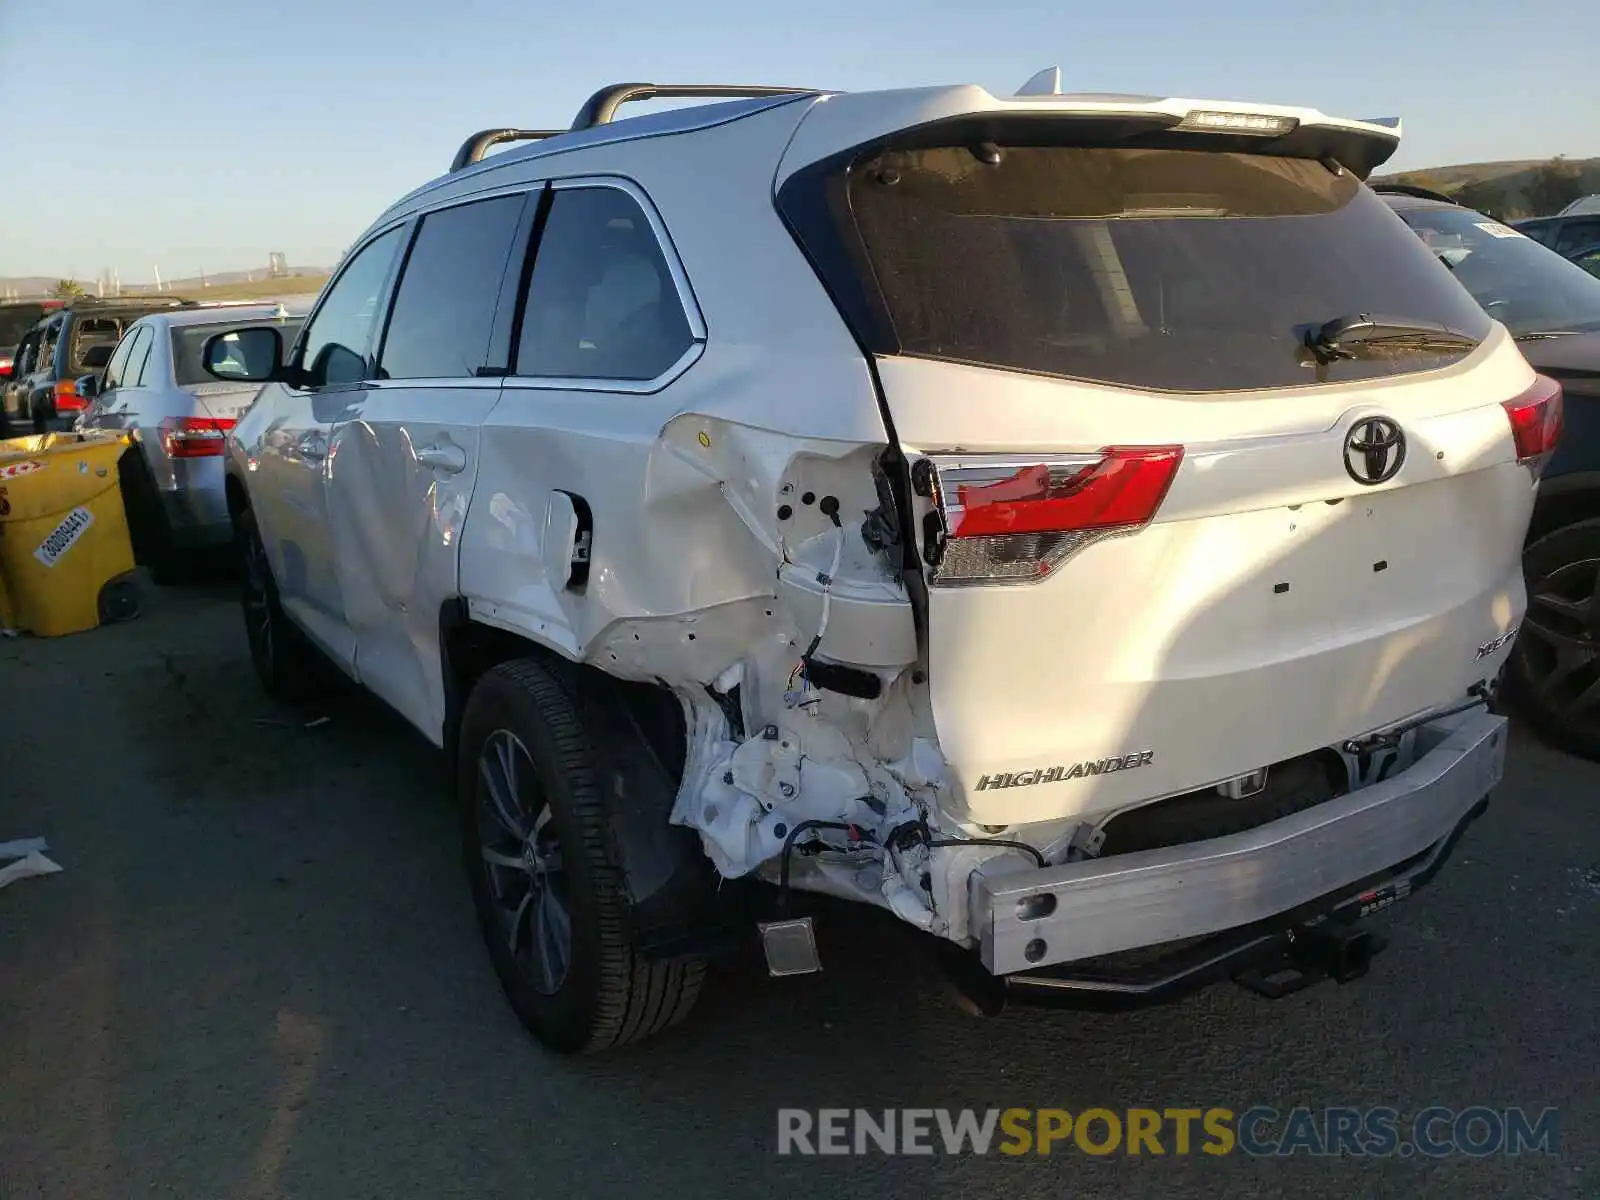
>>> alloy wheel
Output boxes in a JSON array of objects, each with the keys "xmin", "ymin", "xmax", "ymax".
[
  {"xmin": 1515, "ymin": 553, "xmax": 1600, "ymax": 724},
  {"xmin": 476, "ymin": 729, "xmax": 571, "ymax": 996}
]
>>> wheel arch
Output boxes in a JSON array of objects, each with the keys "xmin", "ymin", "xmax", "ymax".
[
  {"xmin": 439, "ymin": 599, "xmax": 732, "ymax": 959},
  {"xmin": 1529, "ymin": 473, "xmax": 1600, "ymax": 544}
]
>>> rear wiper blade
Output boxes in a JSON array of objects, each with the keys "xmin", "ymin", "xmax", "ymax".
[{"xmin": 1302, "ymin": 313, "xmax": 1479, "ymax": 365}]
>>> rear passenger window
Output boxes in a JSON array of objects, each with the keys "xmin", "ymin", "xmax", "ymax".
[
  {"xmin": 379, "ymin": 195, "xmax": 525, "ymax": 380},
  {"xmin": 516, "ymin": 187, "xmax": 694, "ymax": 381}
]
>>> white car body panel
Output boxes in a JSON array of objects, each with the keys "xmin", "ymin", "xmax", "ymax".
[
  {"xmin": 327, "ymin": 379, "xmax": 501, "ymax": 736},
  {"xmin": 221, "ymin": 80, "xmax": 1539, "ymax": 971}
]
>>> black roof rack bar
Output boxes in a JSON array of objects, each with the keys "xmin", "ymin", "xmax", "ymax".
[
  {"xmin": 1370, "ymin": 182, "xmax": 1458, "ymax": 205},
  {"xmin": 570, "ymin": 83, "xmax": 816, "ymax": 132},
  {"xmin": 451, "ymin": 128, "xmax": 565, "ymax": 173}
]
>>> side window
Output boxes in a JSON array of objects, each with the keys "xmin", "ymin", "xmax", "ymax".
[
  {"xmin": 36, "ymin": 321, "xmax": 60, "ymax": 376},
  {"xmin": 124, "ymin": 327, "xmax": 154, "ymax": 388},
  {"xmin": 299, "ymin": 226, "xmax": 405, "ymax": 388},
  {"xmin": 102, "ymin": 327, "xmax": 138, "ymax": 389},
  {"xmin": 1556, "ymin": 220, "xmax": 1600, "ymax": 255},
  {"xmin": 378, "ymin": 195, "xmax": 525, "ymax": 380},
  {"xmin": 516, "ymin": 187, "xmax": 695, "ymax": 381}
]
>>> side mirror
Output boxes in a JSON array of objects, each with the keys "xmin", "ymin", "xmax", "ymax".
[
  {"xmin": 203, "ymin": 326, "xmax": 284, "ymax": 383},
  {"xmin": 76, "ymin": 374, "xmax": 100, "ymax": 400}
]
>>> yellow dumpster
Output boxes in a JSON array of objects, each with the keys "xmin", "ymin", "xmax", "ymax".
[{"xmin": 0, "ymin": 431, "xmax": 141, "ymax": 637}]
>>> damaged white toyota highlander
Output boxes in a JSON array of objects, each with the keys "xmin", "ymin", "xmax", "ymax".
[{"xmin": 205, "ymin": 71, "xmax": 1563, "ymax": 1052}]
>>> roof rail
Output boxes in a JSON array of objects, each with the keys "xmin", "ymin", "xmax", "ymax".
[
  {"xmin": 451, "ymin": 128, "xmax": 565, "ymax": 173},
  {"xmin": 1371, "ymin": 182, "xmax": 1458, "ymax": 205},
  {"xmin": 569, "ymin": 83, "xmax": 815, "ymax": 131}
]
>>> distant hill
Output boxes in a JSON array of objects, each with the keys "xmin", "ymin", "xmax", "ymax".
[
  {"xmin": 1375, "ymin": 157, "xmax": 1600, "ymax": 221},
  {"xmin": 1, "ymin": 266, "xmax": 330, "ymax": 302}
]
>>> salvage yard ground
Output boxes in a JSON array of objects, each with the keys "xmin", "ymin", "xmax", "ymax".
[{"xmin": 2, "ymin": 578, "xmax": 1598, "ymax": 1198}]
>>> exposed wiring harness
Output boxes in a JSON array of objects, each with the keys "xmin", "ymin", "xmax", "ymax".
[
  {"xmin": 786, "ymin": 510, "xmax": 847, "ymax": 709},
  {"xmin": 776, "ymin": 818, "xmax": 877, "ymax": 916},
  {"xmin": 884, "ymin": 817, "xmax": 1049, "ymax": 869}
]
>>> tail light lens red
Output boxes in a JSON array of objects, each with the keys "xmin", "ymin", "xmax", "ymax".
[
  {"xmin": 54, "ymin": 378, "xmax": 83, "ymax": 411},
  {"xmin": 161, "ymin": 416, "xmax": 237, "ymax": 458},
  {"xmin": 927, "ymin": 446, "xmax": 1184, "ymax": 586},
  {"xmin": 1502, "ymin": 375, "xmax": 1563, "ymax": 469}
]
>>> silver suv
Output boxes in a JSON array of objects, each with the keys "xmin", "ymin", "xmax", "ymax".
[{"xmin": 204, "ymin": 75, "xmax": 1553, "ymax": 1053}]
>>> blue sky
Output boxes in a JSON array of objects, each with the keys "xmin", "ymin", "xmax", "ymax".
[{"xmin": 1, "ymin": 0, "xmax": 1595, "ymax": 281}]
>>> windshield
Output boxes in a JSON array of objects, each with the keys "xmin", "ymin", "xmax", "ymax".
[
  {"xmin": 1395, "ymin": 207, "xmax": 1600, "ymax": 337},
  {"xmin": 813, "ymin": 144, "xmax": 1490, "ymax": 392},
  {"xmin": 171, "ymin": 318, "xmax": 303, "ymax": 386}
]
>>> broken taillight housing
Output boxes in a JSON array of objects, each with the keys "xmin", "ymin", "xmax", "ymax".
[
  {"xmin": 1501, "ymin": 375, "xmax": 1563, "ymax": 471},
  {"xmin": 925, "ymin": 446, "xmax": 1184, "ymax": 586},
  {"xmin": 161, "ymin": 416, "xmax": 237, "ymax": 459}
]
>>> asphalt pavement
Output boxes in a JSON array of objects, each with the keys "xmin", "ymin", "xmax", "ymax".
[{"xmin": 2, "ymin": 578, "xmax": 1597, "ymax": 1199}]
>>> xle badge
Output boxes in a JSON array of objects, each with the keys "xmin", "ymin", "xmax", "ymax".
[{"xmin": 975, "ymin": 751, "xmax": 1155, "ymax": 791}]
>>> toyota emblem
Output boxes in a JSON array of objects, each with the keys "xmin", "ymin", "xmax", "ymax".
[{"xmin": 1344, "ymin": 416, "xmax": 1406, "ymax": 486}]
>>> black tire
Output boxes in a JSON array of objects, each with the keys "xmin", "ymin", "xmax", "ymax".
[
  {"xmin": 458, "ymin": 658, "xmax": 706, "ymax": 1053},
  {"xmin": 235, "ymin": 505, "xmax": 331, "ymax": 703},
  {"xmin": 1503, "ymin": 518, "xmax": 1600, "ymax": 761},
  {"xmin": 117, "ymin": 450, "xmax": 188, "ymax": 585}
]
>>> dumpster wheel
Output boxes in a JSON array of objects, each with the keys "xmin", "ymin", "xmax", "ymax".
[{"xmin": 97, "ymin": 574, "xmax": 142, "ymax": 625}]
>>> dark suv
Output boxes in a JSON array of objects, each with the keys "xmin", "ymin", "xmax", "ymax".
[
  {"xmin": 1, "ymin": 296, "xmax": 191, "ymax": 435},
  {"xmin": 1379, "ymin": 186, "xmax": 1600, "ymax": 761}
]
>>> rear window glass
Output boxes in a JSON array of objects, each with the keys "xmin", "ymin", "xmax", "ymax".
[
  {"xmin": 833, "ymin": 145, "xmax": 1491, "ymax": 392},
  {"xmin": 69, "ymin": 316, "xmax": 128, "ymax": 374},
  {"xmin": 171, "ymin": 319, "xmax": 303, "ymax": 386},
  {"xmin": 0, "ymin": 305, "xmax": 46, "ymax": 347}
]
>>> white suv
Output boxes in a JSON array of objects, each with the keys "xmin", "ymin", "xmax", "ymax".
[{"xmin": 204, "ymin": 74, "xmax": 1561, "ymax": 1053}]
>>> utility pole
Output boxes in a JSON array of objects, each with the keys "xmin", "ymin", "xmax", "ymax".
[{"xmin": 153, "ymin": 264, "xmax": 162, "ymax": 294}]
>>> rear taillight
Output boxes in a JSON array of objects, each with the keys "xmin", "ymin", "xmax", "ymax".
[
  {"xmin": 161, "ymin": 416, "xmax": 237, "ymax": 458},
  {"xmin": 925, "ymin": 446, "xmax": 1184, "ymax": 586},
  {"xmin": 1502, "ymin": 375, "xmax": 1563, "ymax": 470},
  {"xmin": 54, "ymin": 378, "xmax": 83, "ymax": 411}
]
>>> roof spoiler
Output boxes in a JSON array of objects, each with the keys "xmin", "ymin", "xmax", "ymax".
[
  {"xmin": 1371, "ymin": 182, "xmax": 1457, "ymax": 205},
  {"xmin": 450, "ymin": 82, "xmax": 817, "ymax": 172}
]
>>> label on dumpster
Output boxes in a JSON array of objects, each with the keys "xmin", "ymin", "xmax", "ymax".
[
  {"xmin": 34, "ymin": 506, "xmax": 95, "ymax": 568},
  {"xmin": 0, "ymin": 459, "xmax": 44, "ymax": 481}
]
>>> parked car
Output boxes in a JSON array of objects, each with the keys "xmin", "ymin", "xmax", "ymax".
[
  {"xmin": 1513, "ymin": 209, "xmax": 1600, "ymax": 265},
  {"xmin": 74, "ymin": 303, "xmax": 303, "ymax": 581},
  {"xmin": 206, "ymin": 76, "xmax": 1545, "ymax": 1053},
  {"xmin": 1377, "ymin": 187, "xmax": 1600, "ymax": 760},
  {"xmin": 2, "ymin": 296, "xmax": 194, "ymax": 435}
]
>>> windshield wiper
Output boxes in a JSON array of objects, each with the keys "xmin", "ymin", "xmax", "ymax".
[
  {"xmin": 1515, "ymin": 329, "xmax": 1581, "ymax": 342},
  {"xmin": 1302, "ymin": 313, "xmax": 1479, "ymax": 365}
]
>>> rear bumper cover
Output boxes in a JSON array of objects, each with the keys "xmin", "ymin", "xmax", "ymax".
[{"xmin": 970, "ymin": 709, "xmax": 1506, "ymax": 976}]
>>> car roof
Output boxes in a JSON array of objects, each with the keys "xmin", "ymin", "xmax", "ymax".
[
  {"xmin": 378, "ymin": 78, "xmax": 1406, "ymax": 230},
  {"xmin": 141, "ymin": 303, "xmax": 296, "ymax": 329}
]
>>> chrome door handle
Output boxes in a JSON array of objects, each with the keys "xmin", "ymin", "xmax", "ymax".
[{"xmin": 417, "ymin": 443, "xmax": 467, "ymax": 474}]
